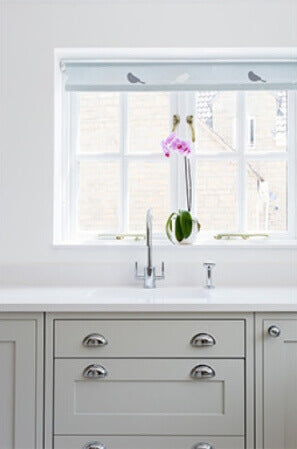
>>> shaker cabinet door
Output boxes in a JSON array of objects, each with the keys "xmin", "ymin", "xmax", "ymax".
[
  {"xmin": 260, "ymin": 318, "xmax": 297, "ymax": 449},
  {"xmin": 0, "ymin": 316, "xmax": 42, "ymax": 449}
]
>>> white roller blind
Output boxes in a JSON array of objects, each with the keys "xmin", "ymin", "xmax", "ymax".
[{"xmin": 62, "ymin": 60, "xmax": 297, "ymax": 91}]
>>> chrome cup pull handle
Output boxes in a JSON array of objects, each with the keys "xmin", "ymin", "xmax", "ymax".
[
  {"xmin": 191, "ymin": 333, "xmax": 216, "ymax": 347},
  {"xmin": 193, "ymin": 444, "xmax": 213, "ymax": 449},
  {"xmin": 83, "ymin": 442, "xmax": 106, "ymax": 449},
  {"xmin": 190, "ymin": 364, "xmax": 216, "ymax": 379},
  {"xmin": 83, "ymin": 364, "xmax": 108, "ymax": 379},
  {"xmin": 268, "ymin": 325, "xmax": 281, "ymax": 338},
  {"xmin": 83, "ymin": 333, "xmax": 108, "ymax": 347}
]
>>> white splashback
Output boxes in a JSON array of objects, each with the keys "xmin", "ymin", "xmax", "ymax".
[{"xmin": 0, "ymin": 246, "xmax": 295, "ymax": 286}]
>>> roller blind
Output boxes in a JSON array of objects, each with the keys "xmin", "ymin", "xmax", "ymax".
[{"xmin": 62, "ymin": 60, "xmax": 297, "ymax": 92}]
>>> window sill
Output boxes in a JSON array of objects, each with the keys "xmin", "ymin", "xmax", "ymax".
[{"xmin": 53, "ymin": 238, "xmax": 297, "ymax": 250}]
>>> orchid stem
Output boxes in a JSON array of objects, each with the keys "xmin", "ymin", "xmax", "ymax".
[
  {"xmin": 184, "ymin": 157, "xmax": 192, "ymax": 212},
  {"xmin": 188, "ymin": 158, "xmax": 192, "ymax": 212}
]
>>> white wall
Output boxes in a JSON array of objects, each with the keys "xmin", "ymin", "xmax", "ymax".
[{"xmin": 0, "ymin": 0, "xmax": 297, "ymax": 286}]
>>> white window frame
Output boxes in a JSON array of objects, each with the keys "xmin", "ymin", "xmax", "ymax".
[
  {"xmin": 248, "ymin": 116, "xmax": 256, "ymax": 148},
  {"xmin": 54, "ymin": 48, "xmax": 297, "ymax": 245}
]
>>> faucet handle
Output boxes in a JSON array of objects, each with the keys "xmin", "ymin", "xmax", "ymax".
[
  {"xmin": 135, "ymin": 262, "xmax": 144, "ymax": 280},
  {"xmin": 203, "ymin": 261, "xmax": 216, "ymax": 269},
  {"xmin": 203, "ymin": 261, "xmax": 216, "ymax": 289},
  {"xmin": 155, "ymin": 262, "xmax": 165, "ymax": 280}
]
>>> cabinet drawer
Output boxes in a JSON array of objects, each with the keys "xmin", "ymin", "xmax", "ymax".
[
  {"xmin": 54, "ymin": 358, "xmax": 244, "ymax": 436},
  {"xmin": 55, "ymin": 319, "xmax": 244, "ymax": 358},
  {"xmin": 54, "ymin": 435, "xmax": 245, "ymax": 449}
]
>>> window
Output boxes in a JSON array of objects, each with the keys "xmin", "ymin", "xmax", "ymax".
[{"xmin": 55, "ymin": 51, "xmax": 297, "ymax": 244}]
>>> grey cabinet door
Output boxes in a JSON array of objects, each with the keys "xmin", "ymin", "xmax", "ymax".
[
  {"xmin": 0, "ymin": 317, "xmax": 42, "ymax": 449},
  {"xmin": 55, "ymin": 358, "xmax": 244, "ymax": 436},
  {"xmin": 261, "ymin": 318, "xmax": 297, "ymax": 449}
]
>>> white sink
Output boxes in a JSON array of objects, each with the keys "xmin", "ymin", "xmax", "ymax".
[{"xmin": 86, "ymin": 286, "xmax": 209, "ymax": 303}]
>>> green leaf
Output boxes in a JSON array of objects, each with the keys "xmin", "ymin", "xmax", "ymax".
[
  {"xmin": 179, "ymin": 210, "xmax": 193, "ymax": 239},
  {"xmin": 165, "ymin": 213, "xmax": 177, "ymax": 244},
  {"xmin": 175, "ymin": 215, "xmax": 184, "ymax": 242}
]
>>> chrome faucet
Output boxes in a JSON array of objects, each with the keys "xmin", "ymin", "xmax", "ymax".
[
  {"xmin": 135, "ymin": 208, "xmax": 165, "ymax": 288},
  {"xmin": 203, "ymin": 261, "xmax": 216, "ymax": 289}
]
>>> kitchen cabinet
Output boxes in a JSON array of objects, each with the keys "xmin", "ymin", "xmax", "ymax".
[
  {"xmin": 7, "ymin": 308, "xmax": 297, "ymax": 449},
  {"xmin": 46, "ymin": 312, "xmax": 254, "ymax": 449},
  {"xmin": 256, "ymin": 314, "xmax": 297, "ymax": 449},
  {"xmin": 0, "ymin": 313, "xmax": 43, "ymax": 449}
]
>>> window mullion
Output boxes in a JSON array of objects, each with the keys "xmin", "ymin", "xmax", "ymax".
[
  {"xmin": 196, "ymin": 153, "xmax": 240, "ymax": 160},
  {"xmin": 176, "ymin": 91, "xmax": 190, "ymax": 211},
  {"xmin": 76, "ymin": 153, "xmax": 122, "ymax": 161},
  {"xmin": 185, "ymin": 91, "xmax": 197, "ymax": 215},
  {"xmin": 244, "ymin": 152, "xmax": 288, "ymax": 161},
  {"xmin": 69, "ymin": 92, "xmax": 80, "ymax": 241},
  {"xmin": 120, "ymin": 93, "xmax": 128, "ymax": 233},
  {"xmin": 76, "ymin": 153, "xmax": 164, "ymax": 161},
  {"xmin": 61, "ymin": 91, "xmax": 71, "ymax": 242},
  {"xmin": 287, "ymin": 90, "xmax": 296, "ymax": 238},
  {"xmin": 236, "ymin": 91, "xmax": 247, "ymax": 232},
  {"xmin": 169, "ymin": 92, "xmax": 179, "ymax": 212}
]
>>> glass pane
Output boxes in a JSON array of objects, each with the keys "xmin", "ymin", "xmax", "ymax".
[
  {"xmin": 246, "ymin": 91, "xmax": 287, "ymax": 152},
  {"xmin": 78, "ymin": 161, "xmax": 119, "ymax": 232},
  {"xmin": 196, "ymin": 160, "xmax": 237, "ymax": 231},
  {"xmin": 195, "ymin": 91, "xmax": 237, "ymax": 153},
  {"xmin": 79, "ymin": 92, "xmax": 120, "ymax": 153},
  {"xmin": 247, "ymin": 160, "xmax": 287, "ymax": 231},
  {"xmin": 128, "ymin": 92, "xmax": 170, "ymax": 153},
  {"xmin": 128, "ymin": 161, "xmax": 169, "ymax": 233}
]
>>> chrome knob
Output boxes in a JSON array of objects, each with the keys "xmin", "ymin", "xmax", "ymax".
[
  {"xmin": 190, "ymin": 364, "xmax": 216, "ymax": 379},
  {"xmin": 191, "ymin": 333, "xmax": 216, "ymax": 347},
  {"xmin": 193, "ymin": 444, "xmax": 213, "ymax": 449},
  {"xmin": 83, "ymin": 442, "xmax": 106, "ymax": 449},
  {"xmin": 83, "ymin": 364, "xmax": 108, "ymax": 379},
  {"xmin": 83, "ymin": 333, "xmax": 108, "ymax": 347},
  {"xmin": 268, "ymin": 325, "xmax": 281, "ymax": 337}
]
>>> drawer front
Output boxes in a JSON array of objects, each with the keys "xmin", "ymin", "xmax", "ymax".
[
  {"xmin": 55, "ymin": 320, "xmax": 244, "ymax": 358},
  {"xmin": 54, "ymin": 359, "xmax": 244, "ymax": 435},
  {"xmin": 54, "ymin": 435, "xmax": 245, "ymax": 449}
]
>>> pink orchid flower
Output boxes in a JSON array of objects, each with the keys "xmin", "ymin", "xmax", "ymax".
[
  {"xmin": 161, "ymin": 133, "xmax": 192, "ymax": 158},
  {"xmin": 161, "ymin": 141, "xmax": 170, "ymax": 157},
  {"xmin": 164, "ymin": 132, "xmax": 176, "ymax": 145}
]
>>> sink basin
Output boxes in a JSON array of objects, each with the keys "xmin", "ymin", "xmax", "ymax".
[{"xmin": 86, "ymin": 286, "xmax": 209, "ymax": 303}]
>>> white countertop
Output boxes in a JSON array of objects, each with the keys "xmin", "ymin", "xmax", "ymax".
[{"xmin": 0, "ymin": 286, "xmax": 297, "ymax": 312}]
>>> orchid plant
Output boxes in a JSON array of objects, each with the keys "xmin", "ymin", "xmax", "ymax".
[
  {"xmin": 161, "ymin": 132, "xmax": 201, "ymax": 244},
  {"xmin": 161, "ymin": 132, "xmax": 193, "ymax": 212}
]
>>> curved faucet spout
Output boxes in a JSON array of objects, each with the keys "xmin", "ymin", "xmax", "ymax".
[
  {"xmin": 135, "ymin": 208, "xmax": 165, "ymax": 288},
  {"xmin": 146, "ymin": 208, "xmax": 153, "ymax": 269}
]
